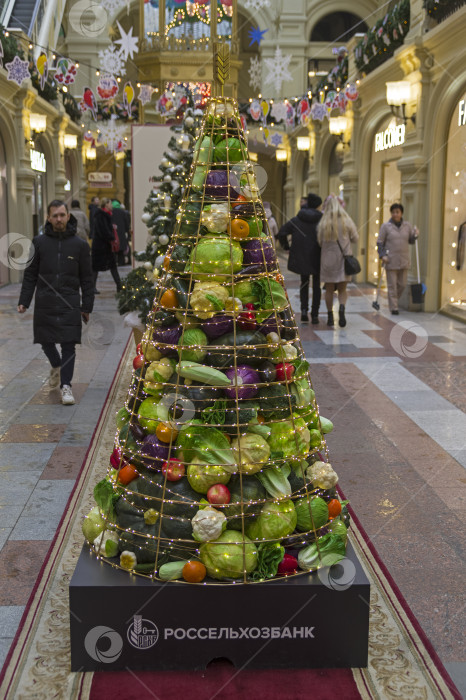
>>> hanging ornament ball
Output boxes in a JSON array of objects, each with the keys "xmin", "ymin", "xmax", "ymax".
[
  {"xmin": 161, "ymin": 157, "xmax": 170, "ymax": 168},
  {"xmin": 144, "ymin": 261, "xmax": 153, "ymax": 270},
  {"xmin": 184, "ymin": 116, "xmax": 194, "ymax": 127},
  {"xmin": 141, "ymin": 212, "xmax": 151, "ymax": 225},
  {"xmin": 163, "ymin": 174, "xmax": 172, "ymax": 182},
  {"xmin": 159, "ymin": 234, "xmax": 169, "ymax": 246},
  {"xmin": 155, "ymin": 255, "xmax": 165, "ymax": 268}
]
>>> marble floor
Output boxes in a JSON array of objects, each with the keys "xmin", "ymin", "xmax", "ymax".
[{"xmin": 0, "ymin": 260, "xmax": 465, "ymax": 696}]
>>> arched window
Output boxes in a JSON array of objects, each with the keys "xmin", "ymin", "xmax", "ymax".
[{"xmin": 310, "ymin": 12, "xmax": 367, "ymax": 43}]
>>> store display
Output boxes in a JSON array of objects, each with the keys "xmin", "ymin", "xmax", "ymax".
[{"xmin": 82, "ymin": 95, "xmax": 349, "ymax": 584}]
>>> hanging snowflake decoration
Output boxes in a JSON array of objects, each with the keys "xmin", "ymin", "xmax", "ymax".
[
  {"xmin": 310, "ymin": 103, "xmax": 327, "ymax": 122},
  {"xmin": 98, "ymin": 43, "xmax": 125, "ymax": 77},
  {"xmin": 100, "ymin": 0, "xmax": 127, "ymax": 15},
  {"xmin": 115, "ymin": 20, "xmax": 139, "ymax": 60},
  {"xmin": 248, "ymin": 56, "xmax": 262, "ymax": 91},
  {"xmin": 5, "ymin": 55, "xmax": 30, "ymax": 86},
  {"xmin": 271, "ymin": 101, "xmax": 287, "ymax": 122},
  {"xmin": 270, "ymin": 132, "xmax": 283, "ymax": 147},
  {"xmin": 138, "ymin": 84, "xmax": 154, "ymax": 106},
  {"xmin": 97, "ymin": 114, "xmax": 127, "ymax": 153},
  {"xmin": 264, "ymin": 47, "xmax": 292, "ymax": 94},
  {"xmin": 244, "ymin": 0, "xmax": 270, "ymax": 11}
]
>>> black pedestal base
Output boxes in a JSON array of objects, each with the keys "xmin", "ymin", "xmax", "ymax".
[{"xmin": 69, "ymin": 542, "xmax": 369, "ymax": 672}]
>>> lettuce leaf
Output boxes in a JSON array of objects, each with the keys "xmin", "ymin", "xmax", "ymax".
[
  {"xmin": 177, "ymin": 422, "xmax": 235, "ymax": 466},
  {"xmin": 252, "ymin": 279, "xmax": 288, "ymax": 322}
]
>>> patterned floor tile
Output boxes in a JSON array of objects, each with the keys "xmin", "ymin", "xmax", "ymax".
[{"xmin": 0, "ymin": 424, "xmax": 67, "ymax": 443}]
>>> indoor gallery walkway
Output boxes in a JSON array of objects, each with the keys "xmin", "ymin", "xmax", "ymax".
[{"xmin": 0, "ymin": 264, "xmax": 465, "ymax": 696}]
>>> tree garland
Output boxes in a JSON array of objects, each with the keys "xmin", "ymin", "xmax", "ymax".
[{"xmin": 423, "ymin": 0, "xmax": 466, "ymax": 21}]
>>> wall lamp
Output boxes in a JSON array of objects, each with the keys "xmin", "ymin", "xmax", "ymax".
[
  {"xmin": 328, "ymin": 115, "xmax": 350, "ymax": 146},
  {"xmin": 386, "ymin": 81, "xmax": 416, "ymax": 124}
]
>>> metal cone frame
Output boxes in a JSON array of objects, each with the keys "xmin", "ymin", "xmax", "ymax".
[{"xmin": 86, "ymin": 96, "xmax": 348, "ymax": 584}]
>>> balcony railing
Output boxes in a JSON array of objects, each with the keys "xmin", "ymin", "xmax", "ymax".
[
  {"xmin": 354, "ymin": 0, "xmax": 410, "ymax": 76},
  {"xmin": 423, "ymin": 0, "xmax": 466, "ymax": 23}
]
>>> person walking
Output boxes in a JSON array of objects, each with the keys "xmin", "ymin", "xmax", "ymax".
[
  {"xmin": 263, "ymin": 201, "xmax": 279, "ymax": 247},
  {"xmin": 88, "ymin": 196, "xmax": 100, "ymax": 240},
  {"xmin": 377, "ymin": 203, "xmax": 419, "ymax": 315},
  {"xmin": 111, "ymin": 199, "xmax": 130, "ymax": 266},
  {"xmin": 278, "ymin": 193, "xmax": 323, "ymax": 324},
  {"xmin": 92, "ymin": 198, "xmax": 122, "ymax": 294},
  {"xmin": 17, "ymin": 200, "xmax": 94, "ymax": 405},
  {"xmin": 317, "ymin": 194, "xmax": 359, "ymax": 328},
  {"xmin": 71, "ymin": 199, "xmax": 90, "ymax": 242}
]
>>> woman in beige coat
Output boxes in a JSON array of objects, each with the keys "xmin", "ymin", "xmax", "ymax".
[
  {"xmin": 317, "ymin": 195, "xmax": 359, "ymax": 327},
  {"xmin": 377, "ymin": 203, "xmax": 419, "ymax": 314}
]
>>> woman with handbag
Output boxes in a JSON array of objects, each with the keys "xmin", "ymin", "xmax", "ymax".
[
  {"xmin": 317, "ymin": 194, "xmax": 359, "ymax": 327},
  {"xmin": 91, "ymin": 198, "xmax": 122, "ymax": 294}
]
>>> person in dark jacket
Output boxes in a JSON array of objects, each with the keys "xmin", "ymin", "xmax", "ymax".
[
  {"xmin": 111, "ymin": 199, "xmax": 130, "ymax": 266},
  {"xmin": 17, "ymin": 200, "xmax": 94, "ymax": 405},
  {"xmin": 278, "ymin": 193, "xmax": 323, "ymax": 324},
  {"xmin": 91, "ymin": 198, "xmax": 122, "ymax": 293},
  {"xmin": 88, "ymin": 196, "xmax": 100, "ymax": 239}
]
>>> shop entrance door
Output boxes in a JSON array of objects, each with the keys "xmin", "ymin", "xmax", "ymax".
[{"xmin": 382, "ymin": 159, "xmax": 401, "ymax": 222}]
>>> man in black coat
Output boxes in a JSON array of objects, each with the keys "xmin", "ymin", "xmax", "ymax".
[
  {"xmin": 278, "ymin": 193, "xmax": 323, "ymax": 324},
  {"xmin": 18, "ymin": 200, "xmax": 94, "ymax": 405},
  {"xmin": 88, "ymin": 196, "xmax": 100, "ymax": 240},
  {"xmin": 111, "ymin": 199, "xmax": 131, "ymax": 266}
]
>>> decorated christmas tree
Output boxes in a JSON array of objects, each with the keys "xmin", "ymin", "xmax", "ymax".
[
  {"xmin": 117, "ymin": 97, "xmax": 203, "ymax": 324},
  {"xmin": 83, "ymin": 73, "xmax": 349, "ymax": 584}
]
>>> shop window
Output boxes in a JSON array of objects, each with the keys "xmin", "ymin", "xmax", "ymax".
[
  {"xmin": 442, "ymin": 94, "xmax": 466, "ymax": 314},
  {"xmin": 310, "ymin": 12, "xmax": 367, "ymax": 43}
]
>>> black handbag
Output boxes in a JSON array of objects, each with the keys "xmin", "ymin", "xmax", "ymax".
[{"xmin": 337, "ymin": 240, "xmax": 361, "ymax": 276}]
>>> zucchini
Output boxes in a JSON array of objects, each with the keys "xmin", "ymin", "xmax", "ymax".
[
  {"xmin": 178, "ymin": 361, "xmax": 231, "ymax": 386},
  {"xmin": 206, "ymin": 330, "xmax": 269, "ymax": 368},
  {"xmin": 159, "ymin": 561, "xmax": 188, "ymax": 581}
]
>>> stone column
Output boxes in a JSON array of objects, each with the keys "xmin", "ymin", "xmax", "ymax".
[
  {"xmin": 283, "ymin": 135, "xmax": 297, "ymax": 220},
  {"xmin": 53, "ymin": 112, "xmax": 70, "ymax": 201}
]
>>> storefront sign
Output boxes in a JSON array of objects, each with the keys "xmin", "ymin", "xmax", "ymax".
[
  {"xmin": 374, "ymin": 124, "xmax": 405, "ymax": 152},
  {"xmin": 458, "ymin": 99, "xmax": 466, "ymax": 126},
  {"xmin": 30, "ymin": 149, "xmax": 46, "ymax": 172},
  {"xmin": 88, "ymin": 171, "xmax": 112, "ymax": 188}
]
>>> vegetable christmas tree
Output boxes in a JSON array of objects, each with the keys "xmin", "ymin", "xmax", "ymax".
[{"xmin": 83, "ymin": 94, "xmax": 350, "ymax": 584}]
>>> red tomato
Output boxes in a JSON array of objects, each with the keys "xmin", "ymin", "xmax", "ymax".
[
  {"xmin": 118, "ymin": 464, "xmax": 139, "ymax": 485},
  {"xmin": 136, "ymin": 342, "xmax": 142, "ymax": 355},
  {"xmin": 327, "ymin": 499, "xmax": 342, "ymax": 518},
  {"xmin": 275, "ymin": 362, "xmax": 295, "ymax": 382},
  {"xmin": 162, "ymin": 459, "xmax": 185, "ymax": 482},
  {"xmin": 133, "ymin": 354, "xmax": 145, "ymax": 370},
  {"xmin": 182, "ymin": 561, "xmax": 206, "ymax": 583}
]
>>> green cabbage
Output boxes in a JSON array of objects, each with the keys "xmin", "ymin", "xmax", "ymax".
[
  {"xmin": 233, "ymin": 280, "xmax": 259, "ymax": 305},
  {"xmin": 186, "ymin": 235, "xmax": 243, "ymax": 279},
  {"xmin": 298, "ymin": 533, "xmax": 346, "ymax": 570},
  {"xmin": 230, "ymin": 433, "xmax": 271, "ymax": 475},
  {"xmin": 200, "ymin": 530, "xmax": 258, "ymax": 579},
  {"xmin": 295, "ymin": 496, "xmax": 329, "ymax": 532},
  {"xmin": 178, "ymin": 328, "xmax": 208, "ymax": 363},
  {"xmin": 246, "ymin": 499, "xmax": 297, "ymax": 541},
  {"xmin": 268, "ymin": 417, "xmax": 310, "ymax": 458},
  {"xmin": 187, "ymin": 462, "xmax": 231, "ymax": 494}
]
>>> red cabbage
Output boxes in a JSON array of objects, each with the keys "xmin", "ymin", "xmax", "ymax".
[
  {"xmin": 152, "ymin": 323, "xmax": 182, "ymax": 356},
  {"xmin": 201, "ymin": 314, "xmax": 234, "ymax": 339},
  {"xmin": 242, "ymin": 239, "xmax": 276, "ymax": 270},
  {"xmin": 141, "ymin": 434, "xmax": 172, "ymax": 470},
  {"xmin": 205, "ymin": 170, "xmax": 240, "ymax": 200},
  {"xmin": 222, "ymin": 365, "xmax": 260, "ymax": 400}
]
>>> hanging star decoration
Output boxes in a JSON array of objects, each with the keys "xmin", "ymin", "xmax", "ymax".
[
  {"xmin": 115, "ymin": 20, "xmax": 139, "ymax": 61},
  {"xmin": 248, "ymin": 25, "xmax": 268, "ymax": 47},
  {"xmin": 5, "ymin": 55, "xmax": 30, "ymax": 86},
  {"xmin": 138, "ymin": 84, "xmax": 154, "ymax": 106},
  {"xmin": 264, "ymin": 47, "xmax": 292, "ymax": 94}
]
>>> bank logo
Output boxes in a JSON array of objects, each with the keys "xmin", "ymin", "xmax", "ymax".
[
  {"xmin": 127, "ymin": 615, "xmax": 159, "ymax": 650},
  {"xmin": 84, "ymin": 625, "xmax": 123, "ymax": 663}
]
